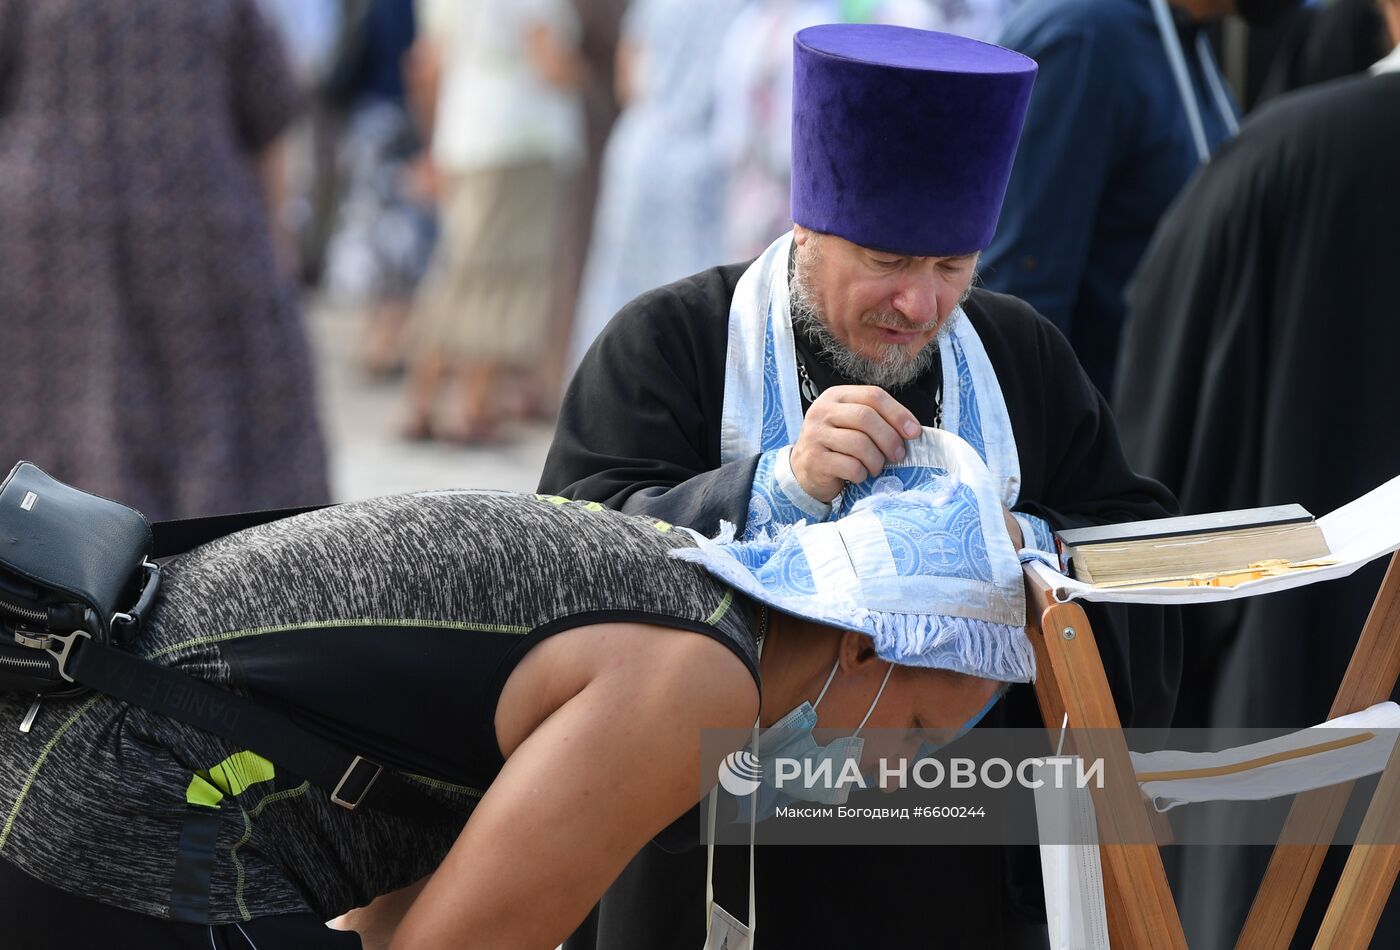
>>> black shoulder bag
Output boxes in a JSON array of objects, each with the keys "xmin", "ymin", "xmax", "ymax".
[{"xmin": 0, "ymin": 461, "xmax": 452, "ymax": 819}]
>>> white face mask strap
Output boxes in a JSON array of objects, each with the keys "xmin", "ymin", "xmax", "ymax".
[
  {"xmin": 705, "ymin": 787, "xmax": 718, "ymax": 936},
  {"xmin": 854, "ymin": 662, "xmax": 896, "ymax": 737},
  {"xmin": 811, "ymin": 659, "xmax": 841, "ymax": 710},
  {"xmin": 707, "ymin": 718, "xmax": 761, "ymax": 945},
  {"xmin": 747, "ymin": 718, "xmax": 758, "ymax": 941}
]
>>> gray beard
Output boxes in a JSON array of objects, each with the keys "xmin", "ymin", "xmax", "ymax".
[{"xmin": 788, "ymin": 271, "xmax": 964, "ymax": 392}]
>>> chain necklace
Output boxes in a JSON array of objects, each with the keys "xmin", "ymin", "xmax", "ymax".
[
  {"xmin": 796, "ymin": 359, "xmax": 821, "ymax": 404},
  {"xmin": 795, "ymin": 355, "xmax": 942, "ymax": 429}
]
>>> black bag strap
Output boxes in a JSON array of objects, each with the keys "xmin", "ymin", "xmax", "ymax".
[
  {"xmin": 99, "ymin": 503, "xmax": 466, "ymax": 821},
  {"xmin": 60, "ymin": 631, "xmax": 462, "ymax": 822},
  {"xmin": 151, "ymin": 505, "xmax": 329, "ymax": 559}
]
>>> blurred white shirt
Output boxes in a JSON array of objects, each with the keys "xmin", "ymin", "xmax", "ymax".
[{"xmin": 419, "ymin": 0, "xmax": 584, "ymax": 172}]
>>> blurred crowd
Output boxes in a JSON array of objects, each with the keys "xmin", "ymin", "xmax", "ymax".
[
  {"xmin": 302, "ymin": 0, "xmax": 1017, "ymax": 446},
  {"xmin": 4, "ymin": 0, "xmax": 1391, "ymax": 523},
  {"xmin": 1, "ymin": 0, "xmax": 1393, "ymax": 517}
]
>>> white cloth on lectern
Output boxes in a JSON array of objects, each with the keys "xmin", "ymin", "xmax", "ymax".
[{"xmin": 1132, "ymin": 701, "xmax": 1400, "ymax": 812}]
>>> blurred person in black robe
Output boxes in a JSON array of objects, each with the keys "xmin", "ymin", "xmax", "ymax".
[
  {"xmin": 1114, "ymin": 22, "xmax": 1400, "ymax": 943},
  {"xmin": 1250, "ymin": 0, "xmax": 1389, "ymax": 107},
  {"xmin": 543, "ymin": 24, "xmax": 1181, "ymax": 950}
]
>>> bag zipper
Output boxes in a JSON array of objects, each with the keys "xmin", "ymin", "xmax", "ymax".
[
  {"xmin": 0, "ymin": 654, "xmax": 54, "ymax": 734},
  {"xmin": 0, "ymin": 596, "xmax": 46, "ymax": 625},
  {"xmin": 0, "ymin": 653, "xmax": 51, "ymax": 672}
]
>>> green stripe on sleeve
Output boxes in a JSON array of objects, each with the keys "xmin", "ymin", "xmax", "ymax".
[{"xmin": 706, "ymin": 589, "xmax": 734, "ymax": 626}]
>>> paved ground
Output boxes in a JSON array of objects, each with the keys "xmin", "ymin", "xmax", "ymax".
[{"xmin": 309, "ymin": 303, "xmax": 556, "ymax": 503}]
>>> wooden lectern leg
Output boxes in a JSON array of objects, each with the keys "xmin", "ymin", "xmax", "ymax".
[
  {"xmin": 1312, "ymin": 733, "xmax": 1400, "ymax": 949},
  {"xmin": 1237, "ymin": 552, "xmax": 1400, "ymax": 949},
  {"xmin": 1024, "ymin": 568, "xmax": 1187, "ymax": 949}
]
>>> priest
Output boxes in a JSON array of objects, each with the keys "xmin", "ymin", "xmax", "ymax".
[{"xmin": 541, "ymin": 24, "xmax": 1181, "ymax": 949}]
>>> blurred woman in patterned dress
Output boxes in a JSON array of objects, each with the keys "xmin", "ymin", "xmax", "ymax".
[{"xmin": 0, "ymin": 0, "xmax": 329, "ymax": 518}]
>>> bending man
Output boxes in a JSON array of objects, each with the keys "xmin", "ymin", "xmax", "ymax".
[{"xmin": 0, "ymin": 451, "xmax": 1029, "ymax": 949}]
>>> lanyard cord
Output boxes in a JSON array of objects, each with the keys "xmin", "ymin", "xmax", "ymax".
[
  {"xmin": 706, "ymin": 719, "xmax": 761, "ymax": 945},
  {"xmin": 1196, "ymin": 32, "xmax": 1241, "ymax": 137},
  {"xmin": 1147, "ymin": 0, "xmax": 1212, "ymax": 163},
  {"xmin": 748, "ymin": 719, "xmax": 758, "ymax": 942},
  {"xmin": 710, "ymin": 609, "xmax": 757, "ymax": 940},
  {"xmin": 1146, "ymin": 0, "xmax": 1240, "ymax": 163},
  {"xmin": 706, "ymin": 789, "xmax": 718, "ymax": 935}
]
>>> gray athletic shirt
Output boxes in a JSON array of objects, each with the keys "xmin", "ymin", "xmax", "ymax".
[{"xmin": 0, "ymin": 491, "xmax": 757, "ymax": 924}]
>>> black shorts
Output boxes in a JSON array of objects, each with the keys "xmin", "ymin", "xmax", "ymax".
[{"xmin": 0, "ymin": 857, "xmax": 362, "ymax": 949}]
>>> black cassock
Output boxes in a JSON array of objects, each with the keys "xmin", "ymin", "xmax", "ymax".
[
  {"xmin": 1115, "ymin": 72, "xmax": 1400, "ymax": 947},
  {"xmin": 541, "ymin": 271, "xmax": 1181, "ymax": 948}
]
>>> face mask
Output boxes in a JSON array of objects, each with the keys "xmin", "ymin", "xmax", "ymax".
[{"xmin": 757, "ymin": 660, "xmax": 895, "ymax": 806}]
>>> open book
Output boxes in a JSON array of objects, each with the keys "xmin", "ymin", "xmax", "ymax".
[
  {"xmin": 1031, "ymin": 475, "xmax": 1400, "ymax": 605},
  {"xmin": 1056, "ymin": 504, "xmax": 1332, "ymax": 589}
]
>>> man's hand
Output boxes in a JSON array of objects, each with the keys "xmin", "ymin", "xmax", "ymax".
[
  {"xmin": 790, "ymin": 386, "xmax": 922, "ymax": 503},
  {"xmin": 329, "ymin": 878, "xmax": 428, "ymax": 950}
]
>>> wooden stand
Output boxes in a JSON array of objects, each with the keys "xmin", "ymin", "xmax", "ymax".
[{"xmin": 1024, "ymin": 551, "xmax": 1400, "ymax": 948}]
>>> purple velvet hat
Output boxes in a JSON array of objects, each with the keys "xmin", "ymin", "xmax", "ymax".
[{"xmin": 791, "ymin": 25, "xmax": 1037, "ymax": 257}]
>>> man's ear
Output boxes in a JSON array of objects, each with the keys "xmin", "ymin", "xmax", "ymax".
[
  {"xmin": 793, "ymin": 223, "xmax": 812, "ymax": 246},
  {"xmin": 837, "ymin": 630, "xmax": 880, "ymax": 671}
]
